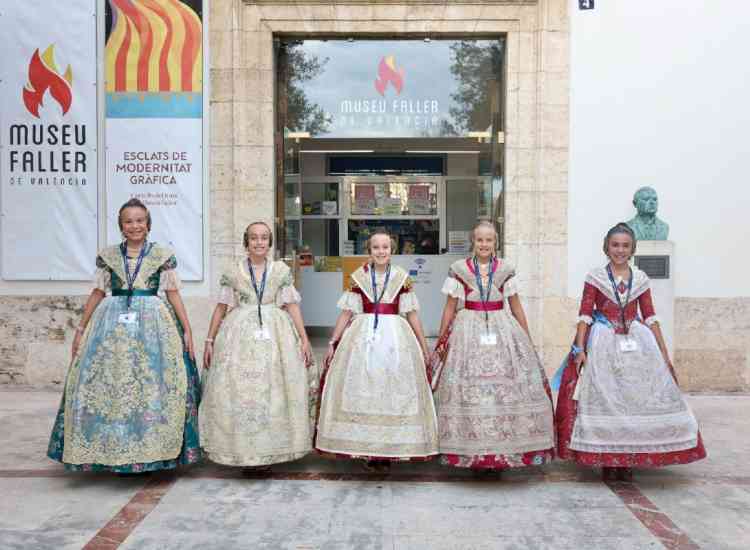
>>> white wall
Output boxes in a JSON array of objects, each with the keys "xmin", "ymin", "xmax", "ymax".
[{"xmin": 568, "ymin": 0, "xmax": 750, "ymax": 298}]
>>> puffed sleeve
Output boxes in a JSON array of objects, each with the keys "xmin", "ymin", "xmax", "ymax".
[
  {"xmin": 638, "ymin": 288, "xmax": 659, "ymax": 325},
  {"xmin": 93, "ymin": 255, "xmax": 111, "ymax": 292},
  {"xmin": 158, "ymin": 255, "xmax": 182, "ymax": 291},
  {"xmin": 217, "ymin": 273, "xmax": 237, "ymax": 307},
  {"xmin": 577, "ymin": 282, "xmax": 597, "ymax": 325},
  {"xmin": 441, "ymin": 269, "xmax": 464, "ymax": 299},
  {"xmin": 502, "ymin": 276, "xmax": 519, "ymax": 297},
  {"xmin": 337, "ymin": 276, "xmax": 363, "ymax": 313},
  {"xmin": 276, "ymin": 267, "xmax": 302, "ymax": 306},
  {"xmin": 398, "ymin": 278, "xmax": 420, "ymax": 314},
  {"xmin": 337, "ymin": 291, "xmax": 363, "ymax": 313}
]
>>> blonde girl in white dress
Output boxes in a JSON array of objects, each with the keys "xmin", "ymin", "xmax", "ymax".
[
  {"xmin": 315, "ymin": 231, "xmax": 439, "ymax": 471},
  {"xmin": 431, "ymin": 221, "xmax": 555, "ymax": 471}
]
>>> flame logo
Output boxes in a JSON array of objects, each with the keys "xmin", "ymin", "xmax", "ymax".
[
  {"xmin": 22, "ymin": 45, "xmax": 73, "ymax": 118},
  {"xmin": 106, "ymin": 0, "xmax": 202, "ymax": 93},
  {"xmin": 375, "ymin": 55, "xmax": 404, "ymax": 96}
]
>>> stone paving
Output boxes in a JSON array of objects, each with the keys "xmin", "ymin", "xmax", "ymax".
[{"xmin": 1, "ymin": 389, "xmax": 748, "ymax": 550}]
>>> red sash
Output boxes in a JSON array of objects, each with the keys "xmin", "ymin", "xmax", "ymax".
[
  {"xmin": 362, "ymin": 302, "xmax": 399, "ymax": 315},
  {"xmin": 465, "ymin": 300, "xmax": 503, "ymax": 311}
]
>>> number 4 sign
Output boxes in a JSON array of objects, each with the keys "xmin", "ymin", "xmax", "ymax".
[{"xmin": 579, "ymin": 0, "xmax": 595, "ymax": 9}]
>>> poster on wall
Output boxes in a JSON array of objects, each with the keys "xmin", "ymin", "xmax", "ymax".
[
  {"xmin": 105, "ymin": 0, "xmax": 204, "ymax": 280},
  {"xmin": 0, "ymin": 0, "xmax": 98, "ymax": 280},
  {"xmin": 407, "ymin": 185, "xmax": 430, "ymax": 215}
]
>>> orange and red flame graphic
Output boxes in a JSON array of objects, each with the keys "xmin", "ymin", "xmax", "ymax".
[
  {"xmin": 375, "ymin": 55, "xmax": 404, "ymax": 96},
  {"xmin": 22, "ymin": 45, "xmax": 73, "ymax": 118},
  {"xmin": 106, "ymin": 0, "xmax": 202, "ymax": 93}
]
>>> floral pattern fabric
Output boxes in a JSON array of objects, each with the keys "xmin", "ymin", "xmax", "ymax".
[
  {"xmin": 316, "ymin": 265, "xmax": 439, "ymax": 460},
  {"xmin": 47, "ymin": 244, "xmax": 202, "ymax": 471},
  {"xmin": 199, "ymin": 260, "xmax": 317, "ymax": 466},
  {"xmin": 555, "ymin": 266, "xmax": 706, "ymax": 467},
  {"xmin": 434, "ymin": 259, "xmax": 555, "ymax": 470}
]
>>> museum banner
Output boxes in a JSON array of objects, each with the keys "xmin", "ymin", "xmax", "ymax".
[
  {"xmin": 0, "ymin": 0, "xmax": 98, "ymax": 280},
  {"xmin": 105, "ymin": 0, "xmax": 204, "ymax": 280}
]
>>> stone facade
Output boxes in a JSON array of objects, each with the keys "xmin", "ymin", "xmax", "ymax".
[
  {"xmin": 216, "ymin": 0, "xmax": 572, "ymax": 370},
  {"xmin": 1, "ymin": 0, "xmax": 746, "ymax": 390}
]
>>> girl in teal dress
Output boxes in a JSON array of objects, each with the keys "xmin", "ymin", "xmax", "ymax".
[{"xmin": 47, "ymin": 198, "xmax": 201, "ymax": 472}]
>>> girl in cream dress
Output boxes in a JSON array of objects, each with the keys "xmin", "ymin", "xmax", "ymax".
[{"xmin": 200, "ymin": 222, "xmax": 316, "ymax": 467}]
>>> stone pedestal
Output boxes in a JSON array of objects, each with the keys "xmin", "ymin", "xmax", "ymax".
[{"xmin": 634, "ymin": 241, "xmax": 674, "ymax": 356}]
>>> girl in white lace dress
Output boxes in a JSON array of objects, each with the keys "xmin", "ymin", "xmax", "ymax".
[
  {"xmin": 199, "ymin": 222, "xmax": 315, "ymax": 468},
  {"xmin": 431, "ymin": 221, "xmax": 555, "ymax": 470},
  {"xmin": 315, "ymin": 231, "xmax": 438, "ymax": 470},
  {"xmin": 556, "ymin": 223, "xmax": 705, "ymax": 480}
]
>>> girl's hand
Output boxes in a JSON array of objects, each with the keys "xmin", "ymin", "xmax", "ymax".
[
  {"xmin": 184, "ymin": 330, "xmax": 195, "ymax": 361},
  {"xmin": 203, "ymin": 342, "xmax": 213, "ymax": 370},
  {"xmin": 324, "ymin": 343, "xmax": 336, "ymax": 367},
  {"xmin": 663, "ymin": 355, "xmax": 679, "ymax": 383},
  {"xmin": 420, "ymin": 343, "xmax": 430, "ymax": 362},
  {"xmin": 301, "ymin": 339, "xmax": 313, "ymax": 368},
  {"xmin": 573, "ymin": 351, "xmax": 586, "ymax": 371}
]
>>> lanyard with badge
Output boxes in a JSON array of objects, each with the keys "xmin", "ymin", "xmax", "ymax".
[
  {"xmin": 369, "ymin": 263, "xmax": 391, "ymax": 342},
  {"xmin": 606, "ymin": 264, "xmax": 637, "ymax": 352},
  {"xmin": 118, "ymin": 241, "xmax": 149, "ymax": 325},
  {"xmin": 249, "ymin": 259, "xmax": 270, "ymax": 340},
  {"xmin": 474, "ymin": 256, "xmax": 498, "ymax": 346}
]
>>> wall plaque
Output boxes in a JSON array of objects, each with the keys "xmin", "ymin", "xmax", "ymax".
[{"xmin": 634, "ymin": 255, "xmax": 670, "ymax": 279}]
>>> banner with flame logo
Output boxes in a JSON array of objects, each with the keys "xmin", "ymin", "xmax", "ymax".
[
  {"xmin": 23, "ymin": 45, "xmax": 73, "ymax": 118},
  {"xmin": 0, "ymin": 0, "xmax": 98, "ymax": 280},
  {"xmin": 105, "ymin": 0, "xmax": 204, "ymax": 280}
]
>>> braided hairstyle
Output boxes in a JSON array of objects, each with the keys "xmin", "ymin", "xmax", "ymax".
[
  {"xmin": 118, "ymin": 198, "xmax": 152, "ymax": 232},
  {"xmin": 365, "ymin": 230, "xmax": 396, "ymax": 255},
  {"xmin": 603, "ymin": 222, "xmax": 637, "ymax": 257},
  {"xmin": 243, "ymin": 221, "xmax": 274, "ymax": 249},
  {"xmin": 470, "ymin": 220, "xmax": 499, "ymax": 254}
]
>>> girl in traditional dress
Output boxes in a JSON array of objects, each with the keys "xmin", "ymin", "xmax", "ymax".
[
  {"xmin": 199, "ymin": 222, "xmax": 315, "ymax": 468},
  {"xmin": 48, "ymin": 198, "xmax": 201, "ymax": 473},
  {"xmin": 431, "ymin": 221, "xmax": 555, "ymax": 471},
  {"xmin": 555, "ymin": 223, "xmax": 706, "ymax": 480},
  {"xmin": 315, "ymin": 231, "xmax": 438, "ymax": 471}
]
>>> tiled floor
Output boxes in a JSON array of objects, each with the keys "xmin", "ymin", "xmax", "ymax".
[{"xmin": 1, "ymin": 389, "xmax": 748, "ymax": 550}]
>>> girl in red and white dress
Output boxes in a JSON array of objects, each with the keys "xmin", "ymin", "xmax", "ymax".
[
  {"xmin": 555, "ymin": 223, "xmax": 706, "ymax": 480},
  {"xmin": 315, "ymin": 231, "xmax": 438, "ymax": 471},
  {"xmin": 431, "ymin": 221, "xmax": 555, "ymax": 470}
]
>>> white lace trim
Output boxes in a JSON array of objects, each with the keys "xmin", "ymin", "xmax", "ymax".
[
  {"xmin": 644, "ymin": 315, "xmax": 660, "ymax": 326},
  {"xmin": 399, "ymin": 292, "xmax": 419, "ymax": 313},
  {"xmin": 337, "ymin": 291, "xmax": 363, "ymax": 314},
  {"xmin": 93, "ymin": 267, "xmax": 110, "ymax": 293},
  {"xmin": 441, "ymin": 277, "xmax": 463, "ymax": 299},
  {"xmin": 276, "ymin": 284, "xmax": 301, "ymax": 306},
  {"xmin": 577, "ymin": 314, "xmax": 593, "ymax": 325},
  {"xmin": 218, "ymin": 284, "xmax": 236, "ymax": 307},
  {"xmin": 503, "ymin": 277, "xmax": 518, "ymax": 297},
  {"xmin": 159, "ymin": 269, "xmax": 181, "ymax": 291}
]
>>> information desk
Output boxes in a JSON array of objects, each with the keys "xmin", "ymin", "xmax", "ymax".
[{"xmin": 299, "ymin": 255, "xmax": 457, "ymax": 337}]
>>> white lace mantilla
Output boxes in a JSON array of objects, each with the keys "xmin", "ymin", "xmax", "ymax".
[{"xmin": 585, "ymin": 265, "xmax": 650, "ymax": 307}]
